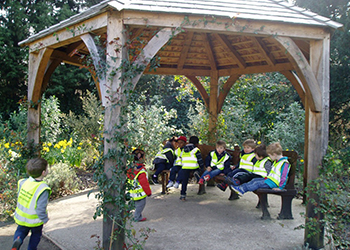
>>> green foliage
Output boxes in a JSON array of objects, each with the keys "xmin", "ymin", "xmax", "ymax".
[
  {"xmin": 266, "ymin": 102, "xmax": 305, "ymax": 156},
  {"xmin": 44, "ymin": 162, "xmax": 82, "ymax": 199},
  {"xmin": 60, "ymin": 90, "xmax": 103, "ymax": 142},
  {"xmin": 127, "ymin": 94, "xmax": 181, "ymax": 164},
  {"xmin": 303, "ymin": 146, "xmax": 350, "ymax": 249},
  {"xmin": 41, "ymin": 95, "xmax": 62, "ymax": 143},
  {"xmin": 295, "ymin": 0, "xmax": 350, "ymax": 147}
]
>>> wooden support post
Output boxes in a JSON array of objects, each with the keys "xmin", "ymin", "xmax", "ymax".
[
  {"xmin": 304, "ymin": 36, "xmax": 330, "ymax": 249},
  {"xmin": 102, "ymin": 11, "xmax": 126, "ymax": 250},
  {"xmin": 27, "ymin": 48, "xmax": 53, "ymax": 146},
  {"xmin": 208, "ymin": 71, "xmax": 219, "ymax": 144}
]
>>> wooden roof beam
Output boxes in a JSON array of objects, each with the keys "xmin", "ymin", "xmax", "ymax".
[
  {"xmin": 51, "ymin": 50, "xmax": 83, "ymax": 67},
  {"xmin": 177, "ymin": 32, "xmax": 194, "ymax": 70},
  {"xmin": 275, "ymin": 36, "xmax": 321, "ymax": 111},
  {"xmin": 252, "ymin": 37, "xmax": 276, "ymax": 66},
  {"xmin": 186, "ymin": 75, "xmax": 209, "ymax": 109},
  {"xmin": 281, "ymin": 70, "xmax": 305, "ymax": 106},
  {"xmin": 201, "ymin": 33, "xmax": 217, "ymax": 70},
  {"xmin": 217, "ymin": 74, "xmax": 240, "ymax": 113},
  {"xmin": 216, "ymin": 34, "xmax": 246, "ymax": 69}
]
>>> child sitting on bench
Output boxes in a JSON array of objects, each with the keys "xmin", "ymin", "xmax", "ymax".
[{"xmin": 230, "ymin": 142, "xmax": 290, "ymax": 195}]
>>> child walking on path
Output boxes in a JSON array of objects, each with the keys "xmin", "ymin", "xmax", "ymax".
[
  {"xmin": 231, "ymin": 142, "xmax": 290, "ymax": 195},
  {"xmin": 198, "ymin": 140, "xmax": 231, "ymax": 186},
  {"xmin": 178, "ymin": 136, "xmax": 204, "ymax": 201},
  {"xmin": 127, "ymin": 154, "xmax": 152, "ymax": 222},
  {"xmin": 12, "ymin": 158, "xmax": 52, "ymax": 250}
]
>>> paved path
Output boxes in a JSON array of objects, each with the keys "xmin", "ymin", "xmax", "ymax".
[{"xmin": 1, "ymin": 184, "xmax": 306, "ymax": 249}]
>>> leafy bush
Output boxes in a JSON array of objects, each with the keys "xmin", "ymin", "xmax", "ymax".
[
  {"xmin": 266, "ymin": 102, "xmax": 305, "ymax": 157},
  {"xmin": 126, "ymin": 94, "xmax": 182, "ymax": 165},
  {"xmin": 304, "ymin": 147, "xmax": 350, "ymax": 249},
  {"xmin": 44, "ymin": 162, "xmax": 82, "ymax": 198}
]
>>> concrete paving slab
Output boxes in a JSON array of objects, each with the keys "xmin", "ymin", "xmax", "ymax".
[{"xmin": 42, "ymin": 184, "xmax": 306, "ymax": 250}]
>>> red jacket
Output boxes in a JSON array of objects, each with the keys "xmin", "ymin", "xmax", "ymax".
[{"xmin": 127, "ymin": 166, "xmax": 152, "ymax": 196}]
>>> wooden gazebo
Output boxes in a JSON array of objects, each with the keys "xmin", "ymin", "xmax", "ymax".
[{"xmin": 19, "ymin": 0, "xmax": 342, "ymax": 249}]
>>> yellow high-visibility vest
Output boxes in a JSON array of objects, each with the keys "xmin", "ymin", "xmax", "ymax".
[
  {"xmin": 182, "ymin": 148, "xmax": 200, "ymax": 170},
  {"xmin": 129, "ymin": 170, "xmax": 148, "ymax": 201},
  {"xmin": 239, "ymin": 152, "xmax": 255, "ymax": 172},
  {"xmin": 267, "ymin": 158, "xmax": 290, "ymax": 186},
  {"xmin": 252, "ymin": 157, "xmax": 272, "ymax": 177},
  {"xmin": 210, "ymin": 151, "xmax": 230, "ymax": 170},
  {"xmin": 14, "ymin": 177, "xmax": 51, "ymax": 227}
]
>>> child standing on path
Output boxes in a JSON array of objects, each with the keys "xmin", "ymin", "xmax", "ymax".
[
  {"xmin": 127, "ymin": 154, "xmax": 152, "ymax": 222},
  {"xmin": 231, "ymin": 142, "xmax": 290, "ymax": 195},
  {"xmin": 198, "ymin": 140, "xmax": 231, "ymax": 186},
  {"xmin": 12, "ymin": 158, "xmax": 51, "ymax": 250},
  {"xmin": 178, "ymin": 136, "xmax": 204, "ymax": 201}
]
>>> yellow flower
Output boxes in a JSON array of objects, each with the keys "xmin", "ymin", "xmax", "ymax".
[
  {"xmin": 42, "ymin": 147, "xmax": 50, "ymax": 152},
  {"xmin": 286, "ymin": 149, "xmax": 289, "ymax": 151},
  {"xmin": 77, "ymin": 147, "xmax": 81, "ymax": 150},
  {"xmin": 300, "ymin": 159, "xmax": 304, "ymax": 163},
  {"xmin": 4, "ymin": 143, "xmax": 10, "ymax": 148},
  {"xmin": 257, "ymin": 141, "xmax": 261, "ymax": 145},
  {"xmin": 93, "ymin": 156, "xmax": 97, "ymax": 159},
  {"xmin": 47, "ymin": 142, "xmax": 52, "ymax": 147},
  {"xmin": 79, "ymin": 142, "xmax": 83, "ymax": 146},
  {"xmin": 61, "ymin": 149, "xmax": 65, "ymax": 153}
]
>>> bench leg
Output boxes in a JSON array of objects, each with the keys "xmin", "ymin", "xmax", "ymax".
[
  {"xmin": 257, "ymin": 193, "xmax": 271, "ymax": 220},
  {"xmin": 228, "ymin": 187, "xmax": 240, "ymax": 200},
  {"xmin": 277, "ymin": 195, "xmax": 294, "ymax": 219},
  {"xmin": 198, "ymin": 183, "xmax": 206, "ymax": 195},
  {"xmin": 160, "ymin": 171, "xmax": 169, "ymax": 194},
  {"xmin": 256, "ymin": 197, "xmax": 269, "ymax": 208}
]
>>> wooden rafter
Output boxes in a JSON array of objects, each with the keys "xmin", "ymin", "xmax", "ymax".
[
  {"xmin": 177, "ymin": 32, "xmax": 194, "ymax": 70},
  {"xmin": 252, "ymin": 37, "xmax": 275, "ymax": 66},
  {"xmin": 216, "ymin": 34, "xmax": 246, "ymax": 69},
  {"xmin": 201, "ymin": 33, "xmax": 217, "ymax": 70},
  {"xmin": 281, "ymin": 70, "xmax": 305, "ymax": 106}
]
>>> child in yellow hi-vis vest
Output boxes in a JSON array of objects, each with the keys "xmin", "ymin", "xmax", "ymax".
[
  {"xmin": 12, "ymin": 158, "xmax": 51, "ymax": 250},
  {"xmin": 127, "ymin": 149, "xmax": 152, "ymax": 222}
]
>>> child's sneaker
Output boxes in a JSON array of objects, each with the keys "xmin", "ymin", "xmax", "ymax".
[
  {"xmin": 166, "ymin": 180, "xmax": 174, "ymax": 188},
  {"xmin": 152, "ymin": 175, "xmax": 159, "ymax": 184},
  {"xmin": 232, "ymin": 178, "xmax": 240, "ymax": 186},
  {"xmin": 232, "ymin": 186, "xmax": 245, "ymax": 195},
  {"xmin": 139, "ymin": 217, "xmax": 147, "ymax": 222},
  {"xmin": 216, "ymin": 183, "xmax": 228, "ymax": 192},
  {"xmin": 198, "ymin": 178, "xmax": 204, "ymax": 185},
  {"xmin": 12, "ymin": 236, "xmax": 22, "ymax": 250},
  {"xmin": 203, "ymin": 174, "xmax": 211, "ymax": 182},
  {"xmin": 180, "ymin": 195, "xmax": 186, "ymax": 201},
  {"xmin": 173, "ymin": 181, "xmax": 180, "ymax": 189}
]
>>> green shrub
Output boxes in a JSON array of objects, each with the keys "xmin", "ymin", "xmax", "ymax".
[
  {"xmin": 304, "ymin": 147, "xmax": 350, "ymax": 249},
  {"xmin": 44, "ymin": 162, "xmax": 82, "ymax": 198}
]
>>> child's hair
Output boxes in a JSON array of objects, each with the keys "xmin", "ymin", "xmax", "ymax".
[
  {"xmin": 169, "ymin": 136, "xmax": 177, "ymax": 142},
  {"xmin": 189, "ymin": 136, "xmax": 199, "ymax": 145},
  {"xmin": 266, "ymin": 142, "xmax": 283, "ymax": 156},
  {"xmin": 254, "ymin": 144, "xmax": 268, "ymax": 158},
  {"xmin": 26, "ymin": 158, "xmax": 48, "ymax": 178},
  {"xmin": 242, "ymin": 139, "xmax": 256, "ymax": 149},
  {"xmin": 216, "ymin": 140, "xmax": 226, "ymax": 149}
]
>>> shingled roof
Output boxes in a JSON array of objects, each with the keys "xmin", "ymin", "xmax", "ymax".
[{"xmin": 20, "ymin": 0, "xmax": 342, "ymax": 46}]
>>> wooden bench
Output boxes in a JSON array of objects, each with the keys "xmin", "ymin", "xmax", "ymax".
[
  {"xmin": 253, "ymin": 150, "xmax": 298, "ymax": 220},
  {"xmin": 160, "ymin": 170, "xmax": 170, "ymax": 194}
]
